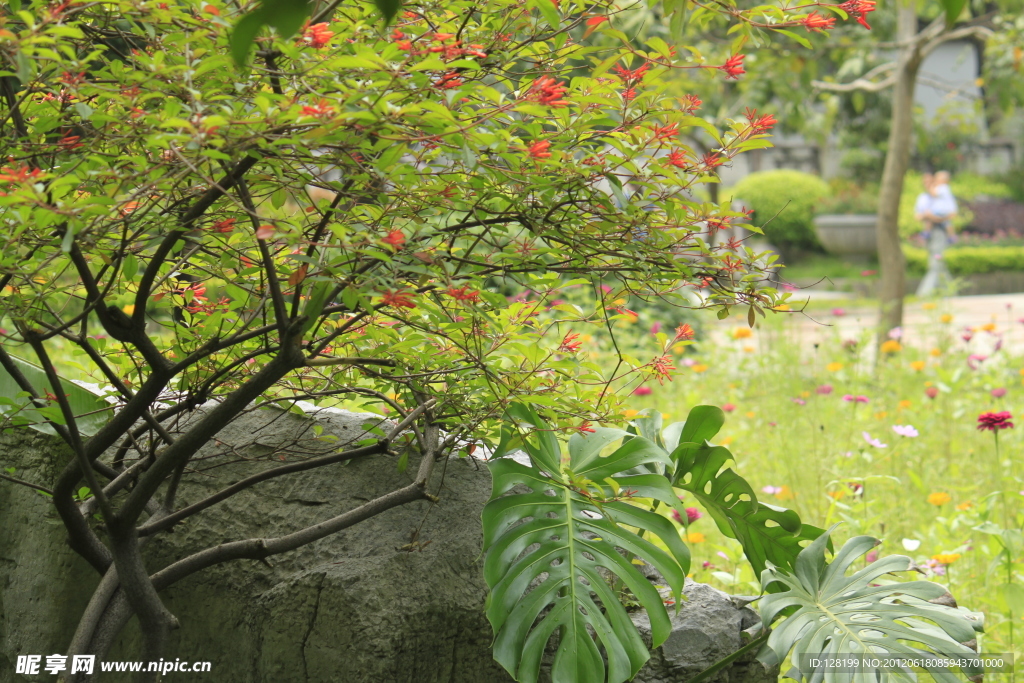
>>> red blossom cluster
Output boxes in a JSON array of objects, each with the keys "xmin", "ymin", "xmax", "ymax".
[
  {"xmin": 744, "ymin": 107, "xmax": 777, "ymax": 134},
  {"xmin": 666, "ymin": 149, "xmax": 689, "ymax": 169},
  {"xmin": 434, "ymin": 71, "xmax": 463, "ymax": 90},
  {"xmin": 649, "ymin": 355, "xmax": 676, "ymax": 384},
  {"xmin": 558, "ymin": 331, "xmax": 583, "ymax": 353},
  {"xmin": 651, "ymin": 122, "xmax": 679, "ymax": 140},
  {"xmin": 719, "ymin": 54, "xmax": 745, "ymax": 79},
  {"xmin": 680, "ymin": 94, "xmax": 702, "ymax": 113},
  {"xmin": 673, "ymin": 324, "xmax": 695, "ymax": 341},
  {"xmin": 802, "ymin": 11, "xmax": 836, "ymax": 32},
  {"xmin": 301, "ymin": 22, "xmax": 334, "ymax": 49},
  {"xmin": 300, "ymin": 99, "xmax": 335, "ymax": 119},
  {"xmin": 838, "ymin": 0, "xmax": 876, "ymax": 29},
  {"xmin": 381, "ymin": 290, "xmax": 417, "ymax": 308},
  {"xmin": 447, "ymin": 286, "xmax": 481, "ymax": 302},
  {"xmin": 527, "ymin": 140, "xmax": 551, "ymax": 159},
  {"xmin": 171, "ymin": 283, "xmax": 229, "ymax": 315},
  {"xmin": 0, "ymin": 165, "xmax": 43, "ymax": 184},
  {"xmin": 209, "ymin": 218, "xmax": 236, "ymax": 233},
  {"xmin": 526, "ymin": 76, "xmax": 570, "ymax": 107},
  {"xmin": 382, "ymin": 230, "xmax": 406, "ymax": 248},
  {"xmin": 393, "ymin": 30, "xmax": 487, "ymax": 60}
]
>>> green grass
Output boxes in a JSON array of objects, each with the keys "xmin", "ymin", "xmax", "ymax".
[
  {"xmin": 777, "ymin": 254, "xmax": 880, "ymax": 281},
  {"xmin": 624, "ymin": 307, "xmax": 1023, "ymax": 661}
]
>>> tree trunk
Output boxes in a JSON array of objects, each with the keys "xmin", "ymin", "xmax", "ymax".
[{"xmin": 875, "ymin": 2, "xmax": 922, "ymax": 342}]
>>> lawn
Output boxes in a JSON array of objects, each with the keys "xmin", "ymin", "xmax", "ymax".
[{"xmin": 622, "ymin": 303, "xmax": 1023, "ymax": 661}]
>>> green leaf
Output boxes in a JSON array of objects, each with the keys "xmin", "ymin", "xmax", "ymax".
[
  {"xmin": 230, "ymin": 7, "xmax": 270, "ymax": 66},
  {"xmin": 505, "ymin": 403, "xmax": 562, "ymax": 475},
  {"xmin": 483, "ymin": 457, "xmax": 689, "ymax": 683},
  {"xmin": 758, "ymin": 529, "xmax": 985, "ymax": 683},
  {"xmin": 373, "ymin": 0, "xmax": 402, "ymax": 24},
  {"xmin": 677, "ymin": 404, "xmax": 724, "ymax": 449},
  {"xmin": 938, "ymin": 0, "xmax": 966, "ymax": 25},
  {"xmin": 671, "ymin": 441, "xmax": 821, "ymax": 577},
  {"xmin": 0, "ymin": 355, "xmax": 113, "ymax": 437}
]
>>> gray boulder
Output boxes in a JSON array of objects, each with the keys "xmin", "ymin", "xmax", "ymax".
[{"xmin": 1, "ymin": 406, "xmax": 776, "ymax": 683}]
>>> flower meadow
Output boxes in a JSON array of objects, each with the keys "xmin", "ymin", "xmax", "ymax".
[{"xmin": 617, "ymin": 301, "xmax": 1023, "ymax": 660}]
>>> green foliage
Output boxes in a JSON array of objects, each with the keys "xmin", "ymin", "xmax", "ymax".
[
  {"xmin": 731, "ymin": 170, "xmax": 830, "ymax": 251},
  {"xmin": 0, "ymin": 355, "xmax": 112, "ymax": 437},
  {"xmin": 483, "ymin": 405, "xmax": 690, "ymax": 683},
  {"xmin": 757, "ymin": 528, "xmax": 985, "ymax": 683},
  {"xmin": 816, "ymin": 179, "xmax": 879, "ymax": 215},
  {"xmin": 904, "ymin": 244, "xmax": 1024, "ymax": 276},
  {"xmin": 484, "ymin": 404, "xmax": 826, "ymax": 683}
]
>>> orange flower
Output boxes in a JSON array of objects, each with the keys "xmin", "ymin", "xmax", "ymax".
[
  {"xmin": 931, "ymin": 553, "xmax": 960, "ymax": 565},
  {"xmin": 926, "ymin": 492, "xmax": 951, "ymax": 506},
  {"xmin": 302, "ymin": 22, "xmax": 334, "ymax": 48},
  {"xmin": 381, "ymin": 290, "xmax": 416, "ymax": 309},
  {"xmin": 527, "ymin": 140, "xmax": 551, "ymax": 159},
  {"xmin": 673, "ymin": 323, "xmax": 694, "ymax": 341}
]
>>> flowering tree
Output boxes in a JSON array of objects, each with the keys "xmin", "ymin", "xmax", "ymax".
[{"xmin": 0, "ymin": 0, "xmax": 945, "ymax": 679}]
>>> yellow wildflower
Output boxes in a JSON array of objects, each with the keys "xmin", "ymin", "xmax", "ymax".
[
  {"xmin": 745, "ymin": 411, "xmax": 755, "ymax": 418},
  {"xmin": 880, "ymin": 340, "xmax": 902, "ymax": 354},
  {"xmin": 922, "ymin": 302, "xmax": 937, "ymax": 310},
  {"xmin": 686, "ymin": 532, "xmax": 705, "ymax": 543},
  {"xmin": 826, "ymin": 362, "xmax": 844, "ymax": 372},
  {"xmin": 720, "ymin": 436, "xmax": 734, "ymax": 446},
  {"xmin": 981, "ymin": 323, "xmax": 996, "ymax": 332},
  {"xmin": 672, "ymin": 343, "xmax": 686, "ymax": 353},
  {"xmin": 732, "ymin": 327, "xmax": 753, "ymax": 339},
  {"xmin": 623, "ymin": 409, "xmax": 639, "ymax": 418},
  {"xmin": 940, "ymin": 314, "xmax": 953, "ymax": 323},
  {"xmin": 874, "ymin": 411, "xmax": 888, "ymax": 420},
  {"xmin": 743, "ymin": 346, "xmax": 755, "ymax": 353},
  {"xmin": 122, "ymin": 304, "xmax": 135, "ymax": 315},
  {"xmin": 898, "ymin": 400, "xmax": 912, "ymax": 410},
  {"xmin": 827, "ymin": 490, "xmax": 845, "ymax": 500},
  {"xmin": 929, "ymin": 348, "xmax": 941, "ymax": 357},
  {"xmin": 692, "ymin": 364, "xmax": 708, "ymax": 373},
  {"xmin": 910, "ymin": 360, "xmax": 926, "ymax": 371},
  {"xmin": 955, "ymin": 501, "xmax": 973, "ymax": 511},
  {"xmin": 931, "ymin": 553, "xmax": 961, "ymax": 565},
  {"xmin": 927, "ymin": 492, "xmax": 952, "ymax": 506}
]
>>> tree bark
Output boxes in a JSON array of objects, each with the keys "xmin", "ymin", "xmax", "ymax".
[{"xmin": 875, "ymin": 1, "xmax": 923, "ymax": 341}]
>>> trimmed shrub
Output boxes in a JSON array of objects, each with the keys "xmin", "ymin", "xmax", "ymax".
[
  {"xmin": 904, "ymin": 245, "xmax": 1024, "ymax": 276},
  {"xmin": 731, "ymin": 170, "xmax": 830, "ymax": 250}
]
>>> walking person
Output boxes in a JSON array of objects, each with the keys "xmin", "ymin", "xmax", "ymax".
[{"xmin": 914, "ymin": 171, "xmax": 958, "ymax": 297}]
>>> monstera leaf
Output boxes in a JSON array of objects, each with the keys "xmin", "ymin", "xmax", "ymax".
[
  {"xmin": 0, "ymin": 354, "xmax": 112, "ymax": 437},
  {"xmin": 671, "ymin": 440, "xmax": 824, "ymax": 577},
  {"xmin": 482, "ymin": 406, "xmax": 691, "ymax": 683},
  {"xmin": 758, "ymin": 528, "xmax": 985, "ymax": 683}
]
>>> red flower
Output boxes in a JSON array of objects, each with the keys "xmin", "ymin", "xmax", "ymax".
[
  {"xmin": 977, "ymin": 411, "xmax": 1014, "ymax": 431},
  {"xmin": 719, "ymin": 54, "xmax": 745, "ymax": 79},
  {"xmin": 559, "ymin": 331, "xmax": 582, "ymax": 353},
  {"xmin": 527, "ymin": 76, "xmax": 570, "ymax": 107},
  {"xmin": 434, "ymin": 71, "xmax": 463, "ymax": 89},
  {"xmin": 60, "ymin": 135, "xmax": 83, "ymax": 150},
  {"xmin": 447, "ymin": 286, "xmax": 481, "ymax": 302},
  {"xmin": 925, "ymin": 387, "xmax": 939, "ymax": 399},
  {"xmin": 527, "ymin": 140, "xmax": 551, "ymax": 159},
  {"xmin": 60, "ymin": 71, "xmax": 85, "ymax": 86},
  {"xmin": 652, "ymin": 123, "xmax": 678, "ymax": 140},
  {"xmin": 577, "ymin": 421, "xmax": 596, "ymax": 433},
  {"xmin": 585, "ymin": 15, "xmax": 609, "ymax": 25},
  {"xmin": 801, "ymin": 11, "xmax": 836, "ymax": 32},
  {"xmin": 301, "ymin": 100, "xmax": 335, "ymax": 119},
  {"xmin": 680, "ymin": 94, "xmax": 702, "ymax": 112},
  {"xmin": 744, "ymin": 107, "xmax": 776, "ymax": 134},
  {"xmin": 0, "ymin": 165, "xmax": 43, "ymax": 184},
  {"xmin": 612, "ymin": 62, "xmax": 651, "ymax": 85},
  {"xmin": 666, "ymin": 149, "xmax": 688, "ymax": 169},
  {"xmin": 622, "ymin": 87, "xmax": 637, "ymax": 102},
  {"xmin": 839, "ymin": 0, "xmax": 875, "ymax": 29},
  {"xmin": 381, "ymin": 290, "xmax": 417, "ymax": 309},
  {"xmin": 650, "ymin": 355, "xmax": 676, "ymax": 384},
  {"xmin": 702, "ymin": 152, "xmax": 724, "ymax": 169},
  {"xmin": 302, "ymin": 22, "xmax": 334, "ymax": 48},
  {"xmin": 382, "ymin": 230, "xmax": 406, "ymax": 249},
  {"xmin": 210, "ymin": 218, "xmax": 236, "ymax": 233},
  {"xmin": 633, "ymin": 386, "xmax": 652, "ymax": 396},
  {"xmin": 674, "ymin": 323, "xmax": 695, "ymax": 341}
]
